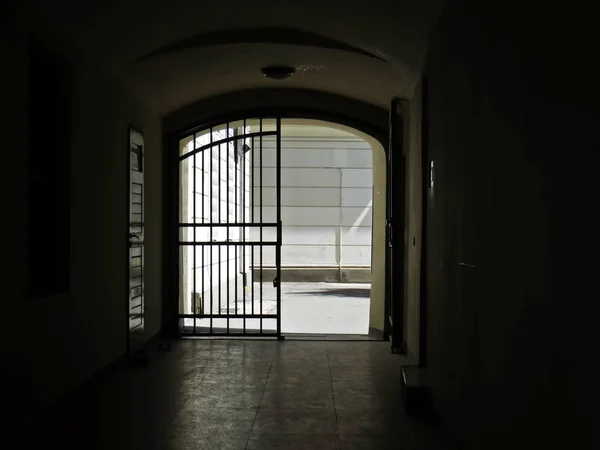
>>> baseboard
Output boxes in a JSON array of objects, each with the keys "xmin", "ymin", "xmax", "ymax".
[
  {"xmin": 368, "ymin": 327, "xmax": 385, "ymax": 340},
  {"xmin": 401, "ymin": 366, "xmax": 432, "ymax": 417},
  {"xmin": 405, "ymin": 347, "xmax": 418, "ymax": 366},
  {"xmin": 390, "ymin": 339, "xmax": 407, "ymax": 354},
  {"xmin": 130, "ymin": 331, "xmax": 162, "ymax": 356},
  {"xmin": 254, "ymin": 266, "xmax": 371, "ymax": 283}
]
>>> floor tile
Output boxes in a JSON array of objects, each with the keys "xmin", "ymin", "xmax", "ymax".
[
  {"xmin": 246, "ymin": 431, "xmax": 340, "ymax": 449},
  {"xmin": 253, "ymin": 407, "xmax": 338, "ymax": 434},
  {"xmin": 184, "ymin": 389, "xmax": 264, "ymax": 410},
  {"xmin": 2, "ymin": 340, "xmax": 452, "ymax": 450},
  {"xmin": 260, "ymin": 385, "xmax": 335, "ymax": 409},
  {"xmin": 154, "ymin": 431, "xmax": 249, "ymax": 450}
]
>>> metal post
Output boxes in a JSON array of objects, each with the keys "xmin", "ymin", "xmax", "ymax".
[
  {"xmin": 193, "ymin": 133, "xmax": 196, "ymax": 335},
  {"xmin": 218, "ymin": 133, "xmax": 222, "ymax": 324},
  {"xmin": 251, "ymin": 136, "xmax": 255, "ymax": 319},
  {"xmin": 259, "ymin": 118, "xmax": 263, "ymax": 334},
  {"xmin": 201, "ymin": 135, "xmax": 205, "ymax": 326},
  {"xmin": 209, "ymin": 127, "xmax": 213, "ymax": 334},
  {"xmin": 276, "ymin": 117, "xmax": 282, "ymax": 338}
]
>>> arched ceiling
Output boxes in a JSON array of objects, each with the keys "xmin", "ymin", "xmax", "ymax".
[{"xmin": 30, "ymin": 0, "xmax": 443, "ymax": 115}]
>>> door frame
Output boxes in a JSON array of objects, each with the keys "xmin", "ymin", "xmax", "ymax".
[
  {"xmin": 419, "ymin": 77, "xmax": 429, "ymax": 367},
  {"xmin": 162, "ymin": 108, "xmax": 390, "ymax": 340},
  {"xmin": 387, "ymin": 98, "xmax": 407, "ymax": 353}
]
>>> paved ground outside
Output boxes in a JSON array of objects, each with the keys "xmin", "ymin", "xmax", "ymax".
[
  {"xmin": 186, "ymin": 282, "xmax": 371, "ymax": 335},
  {"xmin": 280, "ymin": 282, "xmax": 370, "ymax": 335}
]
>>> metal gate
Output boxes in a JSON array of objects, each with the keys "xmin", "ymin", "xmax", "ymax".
[{"xmin": 178, "ymin": 118, "xmax": 282, "ymax": 337}]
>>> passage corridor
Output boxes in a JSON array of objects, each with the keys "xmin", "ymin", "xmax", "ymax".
[{"xmin": 4, "ymin": 341, "xmax": 451, "ymax": 450}]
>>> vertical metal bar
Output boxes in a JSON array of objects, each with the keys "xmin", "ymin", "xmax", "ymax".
[
  {"xmin": 276, "ymin": 117, "xmax": 282, "ymax": 338},
  {"xmin": 193, "ymin": 133, "xmax": 197, "ymax": 336},
  {"xmin": 338, "ymin": 168, "xmax": 343, "ymax": 282},
  {"xmin": 251, "ymin": 136, "xmax": 255, "ymax": 224},
  {"xmin": 259, "ymin": 118, "xmax": 263, "ymax": 334},
  {"xmin": 251, "ymin": 135, "xmax": 255, "ymax": 317},
  {"xmin": 226, "ymin": 123, "xmax": 230, "ymax": 334},
  {"xmin": 218, "ymin": 133, "xmax": 222, "ymax": 325},
  {"xmin": 234, "ymin": 129, "xmax": 238, "ymax": 319},
  {"xmin": 209, "ymin": 127, "xmax": 213, "ymax": 334},
  {"xmin": 243, "ymin": 119, "xmax": 247, "ymax": 334},
  {"xmin": 251, "ymin": 243, "xmax": 254, "ymax": 320},
  {"xmin": 201, "ymin": 139, "xmax": 205, "ymax": 332}
]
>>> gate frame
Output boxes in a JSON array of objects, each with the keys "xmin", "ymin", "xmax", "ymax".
[{"xmin": 175, "ymin": 117, "xmax": 283, "ymax": 337}]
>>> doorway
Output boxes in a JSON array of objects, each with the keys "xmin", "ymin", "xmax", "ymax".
[
  {"xmin": 175, "ymin": 116, "xmax": 386, "ymax": 338},
  {"xmin": 274, "ymin": 121, "xmax": 373, "ymax": 335}
]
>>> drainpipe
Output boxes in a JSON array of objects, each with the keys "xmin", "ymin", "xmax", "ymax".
[{"xmin": 338, "ymin": 168, "xmax": 343, "ymax": 282}]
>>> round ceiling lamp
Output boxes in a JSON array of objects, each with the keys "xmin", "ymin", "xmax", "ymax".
[{"xmin": 261, "ymin": 65, "xmax": 296, "ymax": 80}]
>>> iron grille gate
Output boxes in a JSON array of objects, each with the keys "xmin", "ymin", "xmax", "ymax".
[{"xmin": 178, "ymin": 118, "xmax": 282, "ymax": 337}]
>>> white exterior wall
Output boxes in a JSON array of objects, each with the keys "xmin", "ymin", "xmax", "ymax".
[
  {"xmin": 253, "ymin": 126, "xmax": 373, "ymax": 268},
  {"xmin": 180, "ymin": 124, "xmax": 373, "ymax": 316},
  {"xmin": 180, "ymin": 128, "xmax": 251, "ymax": 315}
]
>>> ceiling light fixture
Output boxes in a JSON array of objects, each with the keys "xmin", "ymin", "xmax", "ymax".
[{"xmin": 261, "ymin": 65, "xmax": 296, "ymax": 80}]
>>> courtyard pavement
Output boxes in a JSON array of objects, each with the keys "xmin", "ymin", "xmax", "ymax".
[
  {"xmin": 279, "ymin": 282, "xmax": 370, "ymax": 335},
  {"xmin": 186, "ymin": 282, "xmax": 371, "ymax": 336}
]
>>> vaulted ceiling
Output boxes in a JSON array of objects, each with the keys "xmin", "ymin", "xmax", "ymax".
[{"xmin": 30, "ymin": 0, "xmax": 443, "ymax": 115}]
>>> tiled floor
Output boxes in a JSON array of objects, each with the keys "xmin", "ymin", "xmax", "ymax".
[{"xmin": 4, "ymin": 340, "xmax": 451, "ymax": 450}]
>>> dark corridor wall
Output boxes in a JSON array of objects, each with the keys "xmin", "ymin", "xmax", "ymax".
[
  {"xmin": 412, "ymin": 1, "xmax": 598, "ymax": 449},
  {"xmin": 0, "ymin": 3, "xmax": 163, "ymax": 434}
]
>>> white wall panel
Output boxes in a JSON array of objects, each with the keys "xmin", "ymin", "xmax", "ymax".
[
  {"xmin": 254, "ymin": 187, "xmax": 342, "ymax": 207},
  {"xmin": 279, "ymin": 168, "xmax": 341, "ymax": 187},
  {"xmin": 282, "ymin": 227, "xmax": 337, "ymax": 246},
  {"xmin": 341, "ymin": 188, "xmax": 372, "ymax": 207},
  {"xmin": 341, "ymin": 227, "xmax": 372, "ymax": 246},
  {"xmin": 341, "ymin": 246, "xmax": 372, "ymax": 265},
  {"xmin": 282, "ymin": 207, "xmax": 340, "ymax": 226},
  {"xmin": 341, "ymin": 169, "xmax": 372, "ymax": 187},
  {"xmin": 282, "ymin": 188, "xmax": 340, "ymax": 207},
  {"xmin": 252, "ymin": 206, "xmax": 345, "ymax": 226},
  {"xmin": 282, "ymin": 245, "xmax": 337, "ymax": 265},
  {"xmin": 266, "ymin": 138, "xmax": 370, "ymax": 150},
  {"xmin": 248, "ymin": 132, "xmax": 374, "ymax": 268},
  {"xmin": 259, "ymin": 148, "xmax": 372, "ymax": 169},
  {"xmin": 341, "ymin": 207, "xmax": 372, "ymax": 227}
]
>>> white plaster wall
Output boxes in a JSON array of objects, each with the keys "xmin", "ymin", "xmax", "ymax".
[
  {"xmin": 252, "ymin": 126, "xmax": 373, "ymax": 268},
  {"xmin": 178, "ymin": 120, "xmax": 384, "ymax": 333},
  {"xmin": 180, "ymin": 128, "xmax": 250, "ymax": 315}
]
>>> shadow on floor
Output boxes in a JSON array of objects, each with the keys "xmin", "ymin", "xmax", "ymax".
[{"xmin": 295, "ymin": 288, "xmax": 371, "ymax": 298}]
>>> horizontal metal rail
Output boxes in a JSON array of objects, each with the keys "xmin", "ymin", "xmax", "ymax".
[
  {"xmin": 179, "ymin": 131, "xmax": 278, "ymax": 161},
  {"xmin": 179, "ymin": 314, "xmax": 278, "ymax": 319},
  {"xmin": 180, "ymin": 331, "xmax": 278, "ymax": 337},
  {"xmin": 179, "ymin": 222, "xmax": 279, "ymax": 227},
  {"xmin": 179, "ymin": 241, "xmax": 278, "ymax": 246}
]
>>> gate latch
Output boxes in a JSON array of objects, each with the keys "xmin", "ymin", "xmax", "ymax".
[{"xmin": 273, "ymin": 277, "xmax": 279, "ymax": 288}]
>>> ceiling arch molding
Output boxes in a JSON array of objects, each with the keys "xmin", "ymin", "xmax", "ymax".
[{"xmin": 136, "ymin": 27, "xmax": 388, "ymax": 63}]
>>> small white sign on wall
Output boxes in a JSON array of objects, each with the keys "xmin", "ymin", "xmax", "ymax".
[{"xmin": 429, "ymin": 160, "xmax": 435, "ymax": 189}]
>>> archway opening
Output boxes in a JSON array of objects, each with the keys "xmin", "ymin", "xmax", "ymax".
[{"xmin": 176, "ymin": 117, "xmax": 386, "ymax": 337}]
